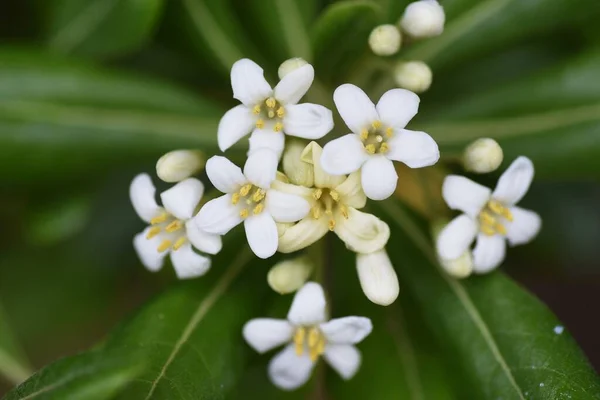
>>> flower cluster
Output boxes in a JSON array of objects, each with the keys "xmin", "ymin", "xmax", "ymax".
[{"xmin": 128, "ymin": 55, "xmax": 541, "ymax": 390}]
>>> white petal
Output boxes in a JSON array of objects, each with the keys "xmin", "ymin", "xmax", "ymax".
[
  {"xmin": 287, "ymin": 282, "xmax": 327, "ymax": 325},
  {"xmin": 472, "ymin": 234, "xmax": 506, "ymax": 273},
  {"xmin": 130, "ymin": 173, "xmax": 160, "ymax": 223},
  {"xmin": 231, "ymin": 58, "xmax": 272, "ymax": 106},
  {"xmin": 283, "ymin": 104, "xmax": 334, "ymax": 139},
  {"xmin": 355, "ymin": 250, "xmax": 399, "ymax": 306},
  {"xmin": 492, "ymin": 156, "xmax": 535, "ymax": 206},
  {"xmin": 266, "ymin": 189, "xmax": 310, "ymax": 223},
  {"xmin": 302, "ymin": 141, "xmax": 345, "ymax": 189},
  {"xmin": 248, "ymin": 128, "xmax": 285, "ymax": 156},
  {"xmin": 185, "ymin": 220, "xmax": 222, "ymax": 255},
  {"xmin": 386, "ymin": 129, "xmax": 439, "ymax": 168},
  {"xmin": 133, "ymin": 228, "xmax": 167, "ymax": 272},
  {"xmin": 320, "ymin": 134, "xmax": 368, "ymax": 176},
  {"xmin": 320, "ymin": 317, "xmax": 372, "ymax": 344},
  {"xmin": 268, "ymin": 344, "xmax": 315, "ymax": 391},
  {"xmin": 244, "ymin": 212, "xmax": 278, "ymax": 259},
  {"xmin": 195, "ymin": 194, "xmax": 242, "ymax": 235},
  {"xmin": 274, "ymin": 64, "xmax": 314, "ymax": 105},
  {"xmin": 169, "ymin": 243, "xmax": 211, "ymax": 279},
  {"xmin": 243, "ymin": 149, "xmax": 279, "ymax": 189},
  {"xmin": 436, "ymin": 214, "xmax": 478, "ymax": 260},
  {"xmin": 206, "ymin": 156, "xmax": 246, "ymax": 194},
  {"xmin": 333, "ymin": 84, "xmax": 378, "ymax": 133},
  {"xmin": 160, "ymin": 178, "xmax": 204, "ymax": 220},
  {"xmin": 323, "ymin": 344, "xmax": 361, "ymax": 380},
  {"xmin": 271, "ymin": 179, "xmax": 314, "ymax": 199},
  {"xmin": 334, "ymin": 207, "xmax": 390, "ymax": 254},
  {"xmin": 361, "ymin": 156, "xmax": 398, "ymax": 201},
  {"xmin": 335, "ymin": 171, "xmax": 367, "ymax": 209},
  {"xmin": 505, "ymin": 207, "xmax": 541, "ymax": 246},
  {"xmin": 217, "ymin": 105, "xmax": 255, "ymax": 151},
  {"xmin": 442, "ymin": 175, "xmax": 491, "ymax": 218},
  {"xmin": 277, "ymin": 217, "xmax": 329, "ymax": 253},
  {"xmin": 439, "ymin": 250, "xmax": 473, "ymax": 279},
  {"xmin": 376, "ymin": 88, "xmax": 420, "ymax": 129},
  {"xmin": 243, "ymin": 318, "xmax": 293, "ymax": 353}
]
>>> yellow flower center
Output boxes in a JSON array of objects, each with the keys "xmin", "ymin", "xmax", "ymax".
[
  {"xmin": 147, "ymin": 212, "xmax": 187, "ymax": 252},
  {"xmin": 293, "ymin": 326, "xmax": 326, "ymax": 361},
  {"xmin": 311, "ymin": 188, "xmax": 349, "ymax": 231},
  {"xmin": 478, "ymin": 200, "xmax": 514, "ymax": 236},
  {"xmin": 231, "ymin": 184, "xmax": 267, "ymax": 218},
  {"xmin": 253, "ymin": 97, "xmax": 285, "ymax": 132},
  {"xmin": 360, "ymin": 120, "xmax": 393, "ymax": 155}
]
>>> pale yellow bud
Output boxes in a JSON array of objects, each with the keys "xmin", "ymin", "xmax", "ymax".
[
  {"xmin": 282, "ymin": 140, "xmax": 314, "ymax": 187},
  {"xmin": 431, "ymin": 219, "xmax": 473, "ymax": 278},
  {"xmin": 368, "ymin": 24, "xmax": 402, "ymax": 56},
  {"xmin": 356, "ymin": 250, "xmax": 399, "ymax": 306},
  {"xmin": 156, "ymin": 150, "xmax": 204, "ymax": 183},
  {"xmin": 267, "ymin": 257, "xmax": 314, "ymax": 294},
  {"xmin": 400, "ymin": 0, "xmax": 445, "ymax": 39},
  {"xmin": 278, "ymin": 58, "xmax": 308, "ymax": 80},
  {"xmin": 463, "ymin": 138, "xmax": 504, "ymax": 174},
  {"xmin": 393, "ymin": 61, "xmax": 432, "ymax": 93}
]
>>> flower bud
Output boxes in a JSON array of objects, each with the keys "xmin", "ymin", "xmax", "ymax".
[
  {"xmin": 463, "ymin": 138, "xmax": 504, "ymax": 174},
  {"xmin": 393, "ymin": 61, "xmax": 432, "ymax": 93},
  {"xmin": 282, "ymin": 140, "xmax": 314, "ymax": 187},
  {"xmin": 431, "ymin": 219, "xmax": 473, "ymax": 278},
  {"xmin": 400, "ymin": 0, "xmax": 445, "ymax": 39},
  {"xmin": 156, "ymin": 150, "xmax": 204, "ymax": 183},
  {"xmin": 368, "ymin": 24, "xmax": 402, "ymax": 56},
  {"xmin": 278, "ymin": 58, "xmax": 308, "ymax": 80},
  {"xmin": 356, "ymin": 250, "xmax": 399, "ymax": 306},
  {"xmin": 267, "ymin": 257, "xmax": 314, "ymax": 294}
]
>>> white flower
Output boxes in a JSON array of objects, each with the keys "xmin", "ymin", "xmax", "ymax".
[
  {"xmin": 368, "ymin": 24, "xmax": 402, "ymax": 56},
  {"xmin": 276, "ymin": 142, "xmax": 390, "ymax": 255},
  {"xmin": 243, "ymin": 282, "xmax": 372, "ymax": 390},
  {"xmin": 218, "ymin": 58, "xmax": 334, "ymax": 158},
  {"xmin": 400, "ymin": 0, "xmax": 445, "ymax": 39},
  {"xmin": 463, "ymin": 138, "xmax": 504, "ymax": 174},
  {"xmin": 393, "ymin": 61, "xmax": 432, "ymax": 94},
  {"xmin": 356, "ymin": 249, "xmax": 399, "ymax": 306},
  {"xmin": 321, "ymin": 84, "xmax": 440, "ymax": 200},
  {"xmin": 436, "ymin": 157, "xmax": 542, "ymax": 273},
  {"xmin": 194, "ymin": 153, "xmax": 310, "ymax": 259},
  {"xmin": 130, "ymin": 174, "xmax": 222, "ymax": 279}
]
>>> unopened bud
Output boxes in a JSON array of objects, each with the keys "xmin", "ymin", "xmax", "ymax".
[
  {"xmin": 393, "ymin": 61, "xmax": 432, "ymax": 93},
  {"xmin": 368, "ymin": 25, "xmax": 402, "ymax": 56},
  {"xmin": 463, "ymin": 138, "xmax": 504, "ymax": 174},
  {"xmin": 400, "ymin": 0, "xmax": 445, "ymax": 39},
  {"xmin": 431, "ymin": 219, "xmax": 473, "ymax": 278},
  {"xmin": 278, "ymin": 58, "xmax": 308, "ymax": 80},
  {"xmin": 156, "ymin": 150, "xmax": 204, "ymax": 183},
  {"xmin": 282, "ymin": 140, "xmax": 314, "ymax": 187},
  {"xmin": 267, "ymin": 257, "xmax": 314, "ymax": 294},
  {"xmin": 356, "ymin": 250, "xmax": 399, "ymax": 306}
]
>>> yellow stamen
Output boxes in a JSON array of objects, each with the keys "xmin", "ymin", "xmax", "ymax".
[
  {"xmin": 165, "ymin": 220, "xmax": 183, "ymax": 233},
  {"xmin": 328, "ymin": 219, "xmax": 335, "ymax": 231},
  {"xmin": 146, "ymin": 226, "xmax": 161, "ymax": 239},
  {"xmin": 360, "ymin": 129, "xmax": 369, "ymax": 140},
  {"xmin": 268, "ymin": 110, "xmax": 275, "ymax": 118},
  {"xmin": 240, "ymin": 209, "xmax": 249, "ymax": 218},
  {"xmin": 380, "ymin": 142, "xmax": 389, "ymax": 153},
  {"xmin": 274, "ymin": 122, "xmax": 283, "ymax": 132},
  {"xmin": 329, "ymin": 190, "xmax": 340, "ymax": 202},
  {"xmin": 308, "ymin": 327, "xmax": 319, "ymax": 347},
  {"xmin": 312, "ymin": 188, "xmax": 322, "ymax": 200},
  {"xmin": 173, "ymin": 237, "xmax": 186, "ymax": 251},
  {"xmin": 252, "ymin": 105, "xmax": 261, "ymax": 114},
  {"xmin": 340, "ymin": 204, "xmax": 349, "ymax": 219},
  {"xmin": 231, "ymin": 193, "xmax": 240, "ymax": 205},
  {"xmin": 503, "ymin": 209, "xmax": 514, "ymax": 222},
  {"xmin": 309, "ymin": 346, "xmax": 319, "ymax": 362},
  {"xmin": 276, "ymin": 107, "xmax": 285, "ymax": 117},
  {"xmin": 372, "ymin": 120, "xmax": 382, "ymax": 129},
  {"xmin": 252, "ymin": 189, "xmax": 265, "ymax": 202},
  {"xmin": 157, "ymin": 239, "xmax": 172, "ymax": 252},
  {"xmin": 489, "ymin": 200, "xmax": 513, "ymax": 221},
  {"xmin": 495, "ymin": 223, "xmax": 507, "ymax": 235},
  {"xmin": 365, "ymin": 144, "xmax": 376, "ymax": 154},
  {"xmin": 294, "ymin": 328, "xmax": 305, "ymax": 356},
  {"xmin": 316, "ymin": 337, "xmax": 325, "ymax": 356},
  {"xmin": 239, "ymin": 184, "xmax": 252, "ymax": 197},
  {"xmin": 253, "ymin": 203, "xmax": 264, "ymax": 215},
  {"xmin": 255, "ymin": 119, "xmax": 264, "ymax": 129},
  {"xmin": 265, "ymin": 97, "xmax": 276, "ymax": 108},
  {"xmin": 311, "ymin": 206, "xmax": 321, "ymax": 219},
  {"xmin": 479, "ymin": 211, "xmax": 496, "ymax": 225},
  {"xmin": 150, "ymin": 212, "xmax": 168, "ymax": 225},
  {"xmin": 481, "ymin": 225, "xmax": 495, "ymax": 236},
  {"xmin": 385, "ymin": 127, "xmax": 393, "ymax": 137}
]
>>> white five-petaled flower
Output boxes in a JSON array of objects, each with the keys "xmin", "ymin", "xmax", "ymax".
[
  {"xmin": 243, "ymin": 282, "xmax": 372, "ymax": 390},
  {"xmin": 321, "ymin": 84, "xmax": 440, "ymax": 201},
  {"xmin": 436, "ymin": 157, "xmax": 542, "ymax": 273},
  {"xmin": 130, "ymin": 174, "xmax": 222, "ymax": 279},
  {"xmin": 194, "ymin": 153, "xmax": 310, "ymax": 259},
  {"xmin": 218, "ymin": 58, "xmax": 333, "ymax": 165}
]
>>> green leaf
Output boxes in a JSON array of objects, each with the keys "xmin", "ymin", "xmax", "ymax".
[
  {"xmin": 6, "ymin": 247, "xmax": 273, "ymax": 399},
  {"xmin": 0, "ymin": 304, "xmax": 31, "ymax": 385},
  {"xmin": 378, "ymin": 200, "xmax": 600, "ymax": 399},
  {"xmin": 40, "ymin": 0, "xmax": 165, "ymax": 58},
  {"xmin": 311, "ymin": 1, "xmax": 382, "ymax": 84},
  {"xmin": 0, "ymin": 48, "xmax": 223, "ymax": 183}
]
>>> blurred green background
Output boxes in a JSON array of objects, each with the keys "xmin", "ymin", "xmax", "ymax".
[{"xmin": 0, "ymin": 0, "xmax": 599, "ymax": 398}]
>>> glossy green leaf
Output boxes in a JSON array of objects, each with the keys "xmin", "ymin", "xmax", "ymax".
[
  {"xmin": 0, "ymin": 304, "xmax": 31, "ymax": 385},
  {"xmin": 6, "ymin": 247, "xmax": 273, "ymax": 399},
  {"xmin": 40, "ymin": 0, "xmax": 165, "ymax": 58},
  {"xmin": 378, "ymin": 200, "xmax": 600, "ymax": 399}
]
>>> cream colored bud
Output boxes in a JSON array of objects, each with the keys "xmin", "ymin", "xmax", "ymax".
[
  {"xmin": 278, "ymin": 58, "xmax": 308, "ymax": 79},
  {"xmin": 267, "ymin": 257, "xmax": 314, "ymax": 294},
  {"xmin": 393, "ymin": 61, "xmax": 432, "ymax": 93},
  {"xmin": 282, "ymin": 140, "xmax": 314, "ymax": 187},
  {"xmin": 400, "ymin": 0, "xmax": 445, "ymax": 39},
  {"xmin": 356, "ymin": 250, "xmax": 399, "ymax": 306},
  {"xmin": 368, "ymin": 24, "xmax": 402, "ymax": 56},
  {"xmin": 156, "ymin": 150, "xmax": 204, "ymax": 183},
  {"xmin": 431, "ymin": 219, "xmax": 473, "ymax": 278},
  {"xmin": 463, "ymin": 138, "xmax": 504, "ymax": 174}
]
